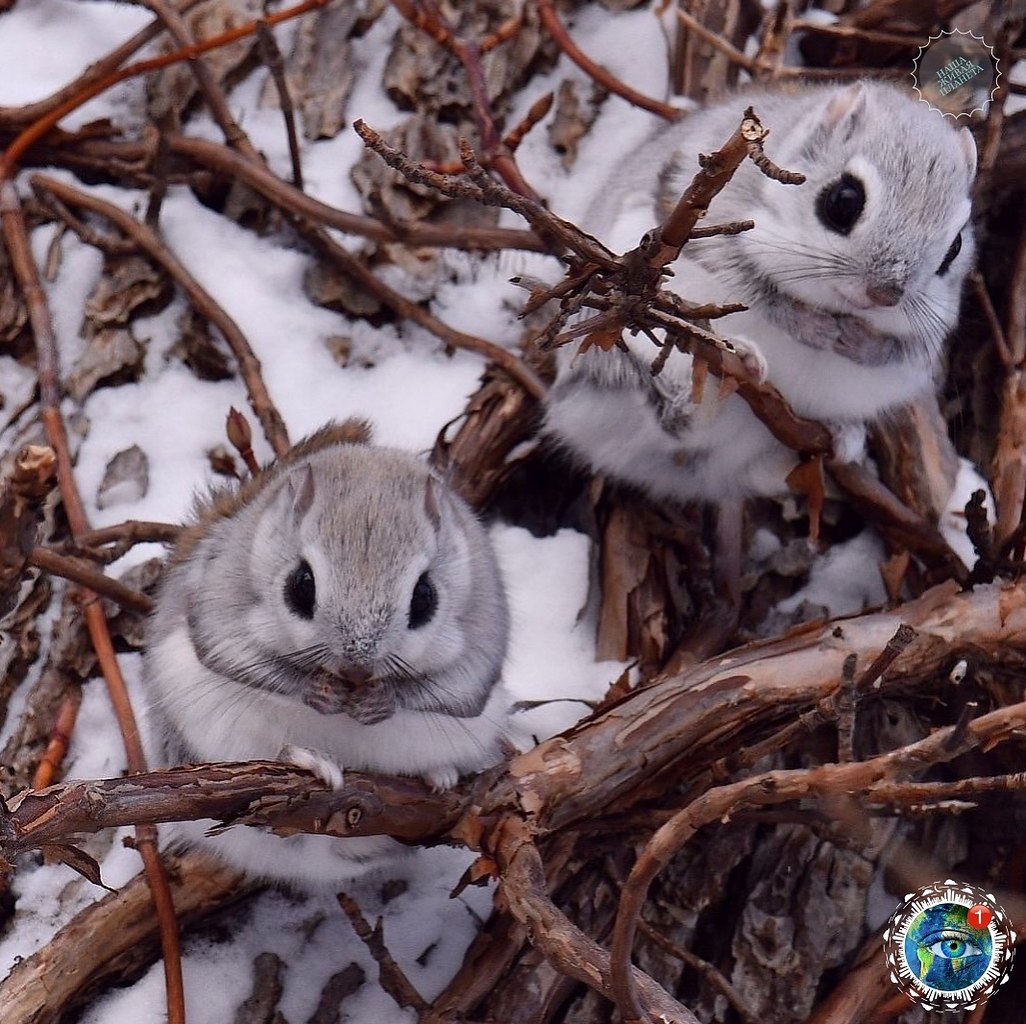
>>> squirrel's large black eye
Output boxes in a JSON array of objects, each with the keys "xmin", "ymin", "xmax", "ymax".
[
  {"xmin": 937, "ymin": 231, "xmax": 962, "ymax": 276},
  {"xmin": 816, "ymin": 174, "xmax": 865, "ymax": 235},
  {"xmin": 284, "ymin": 559, "xmax": 316, "ymax": 619},
  {"xmin": 408, "ymin": 572, "xmax": 437, "ymax": 629}
]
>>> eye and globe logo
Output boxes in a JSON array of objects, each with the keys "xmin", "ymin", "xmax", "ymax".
[{"xmin": 883, "ymin": 881, "xmax": 1016, "ymax": 1011}]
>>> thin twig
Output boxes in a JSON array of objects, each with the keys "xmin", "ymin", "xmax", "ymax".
[
  {"xmin": 0, "ymin": 176, "xmax": 185, "ymax": 1024},
  {"xmin": 336, "ymin": 893, "xmax": 430, "ymax": 1013},
  {"xmin": 142, "ymin": 0, "xmax": 261, "ymax": 161},
  {"xmin": 635, "ymin": 920, "xmax": 760, "ymax": 1024},
  {"xmin": 536, "ymin": 0, "xmax": 683, "ymax": 121},
  {"xmin": 426, "ymin": 91, "xmax": 555, "ymax": 174},
  {"xmin": 31, "ymin": 691, "xmax": 81, "ymax": 790},
  {"xmin": 28, "ymin": 548, "xmax": 154, "ymax": 615},
  {"xmin": 60, "ymin": 520, "xmax": 181, "ymax": 564},
  {"xmin": 790, "ymin": 18, "xmax": 929, "ymax": 46},
  {"xmin": 971, "ymin": 269, "xmax": 1013, "ymax": 368},
  {"xmin": 855, "ymin": 623, "xmax": 917, "ymax": 693},
  {"xmin": 256, "ymin": 20, "xmax": 304, "ymax": 190},
  {"xmin": 299, "ymin": 221, "xmax": 548, "ymax": 400},
  {"xmin": 0, "ymin": 0, "xmax": 206, "ymax": 128},
  {"xmin": 0, "ymin": 0, "xmax": 333, "ymax": 178},
  {"xmin": 169, "ymin": 133, "xmax": 546, "ymax": 252},
  {"xmin": 389, "ymin": 0, "xmax": 541, "ymax": 199},
  {"xmin": 31, "ymin": 173, "xmax": 291, "ymax": 457}
]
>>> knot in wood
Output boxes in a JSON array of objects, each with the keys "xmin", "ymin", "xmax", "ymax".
[{"xmin": 330, "ymin": 791, "xmax": 383, "ymax": 835}]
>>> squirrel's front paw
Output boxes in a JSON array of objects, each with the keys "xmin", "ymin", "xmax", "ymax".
[
  {"xmin": 422, "ymin": 765, "xmax": 460, "ymax": 792},
  {"xmin": 728, "ymin": 335, "xmax": 769, "ymax": 384},
  {"xmin": 280, "ymin": 744, "xmax": 345, "ymax": 790}
]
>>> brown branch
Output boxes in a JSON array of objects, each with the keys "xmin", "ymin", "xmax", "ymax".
[
  {"xmin": 536, "ymin": 0, "xmax": 683, "ymax": 121},
  {"xmin": 298, "ymin": 222, "xmax": 548, "ymax": 400},
  {"xmin": 6, "ymin": 582, "xmax": 1026, "ymax": 851},
  {"xmin": 0, "ymin": 762, "xmax": 465, "ymax": 854},
  {"xmin": 608, "ymin": 697, "xmax": 1026, "ymax": 1020},
  {"xmin": 674, "ymin": 7, "xmax": 910, "ymax": 81},
  {"xmin": 256, "ymin": 20, "xmax": 304, "ymax": 190},
  {"xmin": 62, "ymin": 519, "xmax": 181, "ymax": 564},
  {"xmin": 0, "ymin": 850, "xmax": 249, "ymax": 1024},
  {"xmin": 0, "ymin": 0, "xmax": 206, "ymax": 128},
  {"xmin": 497, "ymin": 832, "xmax": 701, "ymax": 1024},
  {"xmin": 426, "ymin": 92, "xmax": 555, "ymax": 175},
  {"xmin": 28, "ymin": 547, "xmax": 155, "ymax": 615},
  {"xmin": 827, "ymin": 458, "xmax": 966, "ymax": 579},
  {"xmin": 169, "ymin": 133, "xmax": 546, "ymax": 252},
  {"xmin": 30, "ymin": 691, "xmax": 81, "ymax": 790},
  {"xmin": 5, "ymin": 579, "xmax": 1026, "ymax": 1019},
  {"xmin": 790, "ymin": 18, "xmax": 927, "ymax": 46},
  {"xmin": 389, "ymin": 0, "xmax": 541, "ymax": 198},
  {"xmin": 866, "ymin": 771, "xmax": 1026, "ymax": 811},
  {"xmin": 0, "ymin": 176, "xmax": 184, "ymax": 1024},
  {"xmin": 142, "ymin": 0, "xmax": 260, "ymax": 161},
  {"xmin": 635, "ymin": 920, "xmax": 760, "ymax": 1024},
  {"xmin": 30, "ymin": 172, "xmax": 291, "ymax": 457},
  {"xmin": 337, "ymin": 893, "xmax": 429, "ymax": 1013},
  {"xmin": 0, "ymin": 0, "xmax": 332, "ymax": 178},
  {"xmin": 971, "ymin": 268, "xmax": 1012, "ymax": 368}
]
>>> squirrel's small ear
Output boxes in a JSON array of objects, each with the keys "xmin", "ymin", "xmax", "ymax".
[
  {"xmin": 957, "ymin": 126, "xmax": 977, "ymax": 185},
  {"xmin": 424, "ymin": 476, "xmax": 443, "ymax": 530},
  {"xmin": 286, "ymin": 465, "xmax": 316, "ymax": 524},
  {"xmin": 820, "ymin": 82, "xmax": 867, "ymax": 137}
]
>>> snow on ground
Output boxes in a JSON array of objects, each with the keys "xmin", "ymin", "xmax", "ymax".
[{"xmin": 0, "ymin": 2, "xmax": 985, "ymax": 1021}]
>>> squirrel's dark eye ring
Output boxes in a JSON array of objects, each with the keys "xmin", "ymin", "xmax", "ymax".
[
  {"xmin": 937, "ymin": 231, "xmax": 962, "ymax": 276},
  {"xmin": 284, "ymin": 559, "xmax": 316, "ymax": 619},
  {"xmin": 409, "ymin": 572, "xmax": 437, "ymax": 629},
  {"xmin": 816, "ymin": 173, "xmax": 865, "ymax": 235}
]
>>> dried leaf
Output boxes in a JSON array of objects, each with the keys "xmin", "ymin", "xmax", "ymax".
[
  {"xmin": 146, "ymin": 0, "xmax": 262, "ymax": 121},
  {"xmin": 577, "ymin": 326, "xmax": 621, "ymax": 355},
  {"xmin": 82, "ymin": 255, "xmax": 170, "ymax": 337},
  {"xmin": 304, "ymin": 261, "xmax": 382, "ymax": 319},
  {"xmin": 260, "ymin": 3, "xmax": 362, "ymax": 140},
  {"xmin": 350, "ymin": 115, "xmax": 464, "ymax": 223},
  {"xmin": 96, "ymin": 445, "xmax": 149, "ymax": 511},
  {"xmin": 40, "ymin": 843, "xmax": 114, "ymax": 891},
  {"xmin": 0, "ymin": 257, "xmax": 28, "ymax": 347},
  {"xmin": 65, "ymin": 329, "xmax": 145, "ymax": 402},
  {"xmin": 786, "ymin": 456, "xmax": 826, "ymax": 546}
]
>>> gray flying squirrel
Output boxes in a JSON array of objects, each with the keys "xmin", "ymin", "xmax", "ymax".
[
  {"xmin": 143, "ymin": 421, "xmax": 512, "ymax": 888},
  {"xmin": 545, "ymin": 81, "xmax": 977, "ymax": 503}
]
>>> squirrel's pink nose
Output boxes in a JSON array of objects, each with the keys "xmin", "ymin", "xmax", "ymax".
[{"xmin": 866, "ymin": 282, "xmax": 903, "ymax": 307}]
